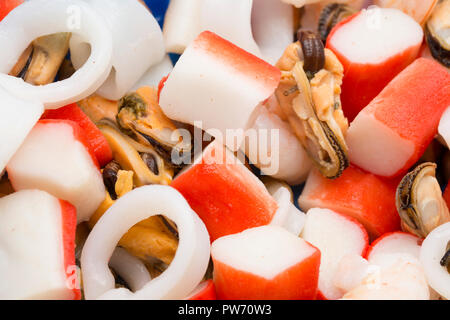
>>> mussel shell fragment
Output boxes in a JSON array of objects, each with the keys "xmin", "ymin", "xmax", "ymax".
[
  {"xmin": 425, "ymin": 0, "xmax": 450, "ymax": 68},
  {"xmin": 298, "ymin": 30, "xmax": 325, "ymax": 78},
  {"xmin": 396, "ymin": 162, "xmax": 450, "ymax": 238},
  {"xmin": 426, "ymin": 26, "xmax": 450, "ymax": 68},
  {"xmin": 103, "ymin": 160, "xmax": 121, "ymax": 200},
  {"xmin": 318, "ymin": 3, "xmax": 355, "ymax": 43}
]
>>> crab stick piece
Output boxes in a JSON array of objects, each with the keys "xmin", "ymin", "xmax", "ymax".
[
  {"xmin": 159, "ymin": 31, "xmax": 281, "ymax": 152},
  {"xmin": 171, "ymin": 140, "xmax": 278, "ymax": 242},
  {"xmin": 326, "ymin": 7, "xmax": 423, "ymax": 121},
  {"xmin": 0, "ymin": 0, "xmax": 113, "ymax": 109},
  {"xmin": 346, "ymin": 58, "xmax": 450, "ymax": 177},
  {"xmin": 185, "ymin": 280, "xmax": 217, "ymax": 300},
  {"xmin": 0, "ymin": 0, "xmax": 23, "ymax": 21},
  {"xmin": 70, "ymin": 0, "xmax": 165, "ymax": 100},
  {"xmin": 0, "ymin": 86, "xmax": 43, "ymax": 173},
  {"xmin": 298, "ymin": 167, "xmax": 400, "ymax": 238},
  {"xmin": 81, "ymin": 185, "xmax": 210, "ymax": 300},
  {"xmin": 7, "ymin": 120, "xmax": 105, "ymax": 223},
  {"xmin": 42, "ymin": 103, "xmax": 113, "ymax": 167},
  {"xmin": 420, "ymin": 222, "xmax": 450, "ymax": 300},
  {"xmin": 301, "ymin": 208, "xmax": 369, "ymax": 300},
  {"xmin": 212, "ymin": 226, "xmax": 321, "ymax": 300},
  {"xmin": 0, "ymin": 190, "xmax": 79, "ymax": 299},
  {"xmin": 366, "ymin": 232, "xmax": 422, "ymax": 264}
]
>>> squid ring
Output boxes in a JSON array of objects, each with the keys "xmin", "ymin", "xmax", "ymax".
[
  {"xmin": 70, "ymin": 0, "xmax": 165, "ymax": 100},
  {"xmin": 0, "ymin": 0, "xmax": 113, "ymax": 109},
  {"xmin": 420, "ymin": 222, "xmax": 450, "ymax": 299},
  {"xmin": 109, "ymin": 247, "xmax": 152, "ymax": 292},
  {"xmin": 81, "ymin": 185, "xmax": 210, "ymax": 300}
]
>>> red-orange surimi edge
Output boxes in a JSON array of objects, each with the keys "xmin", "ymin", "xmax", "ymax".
[
  {"xmin": 213, "ymin": 247, "xmax": 320, "ymax": 300},
  {"xmin": 326, "ymin": 11, "xmax": 422, "ymax": 122},
  {"xmin": 192, "ymin": 31, "xmax": 281, "ymax": 93},
  {"xmin": 171, "ymin": 143, "xmax": 278, "ymax": 242},
  {"xmin": 300, "ymin": 167, "xmax": 401, "ymax": 238},
  {"xmin": 59, "ymin": 199, "xmax": 80, "ymax": 300},
  {"xmin": 365, "ymin": 231, "xmax": 422, "ymax": 260}
]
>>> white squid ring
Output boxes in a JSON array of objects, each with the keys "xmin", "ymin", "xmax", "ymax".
[
  {"xmin": 81, "ymin": 185, "xmax": 211, "ymax": 300},
  {"xmin": 0, "ymin": 0, "xmax": 113, "ymax": 109},
  {"xmin": 71, "ymin": 0, "xmax": 165, "ymax": 100},
  {"xmin": 420, "ymin": 222, "xmax": 450, "ymax": 299},
  {"xmin": 109, "ymin": 247, "xmax": 152, "ymax": 292}
]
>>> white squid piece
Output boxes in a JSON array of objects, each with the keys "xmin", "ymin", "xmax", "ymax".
[
  {"xmin": 342, "ymin": 256, "xmax": 430, "ymax": 300},
  {"xmin": 81, "ymin": 185, "xmax": 210, "ymax": 300},
  {"xmin": 267, "ymin": 180, "xmax": 306, "ymax": 236},
  {"xmin": 244, "ymin": 105, "xmax": 312, "ymax": 185},
  {"xmin": 163, "ymin": 0, "xmax": 294, "ymax": 64},
  {"xmin": 71, "ymin": 0, "xmax": 165, "ymax": 100},
  {"xmin": 0, "ymin": 0, "xmax": 113, "ymax": 109},
  {"xmin": 420, "ymin": 222, "xmax": 450, "ymax": 300},
  {"xmin": 252, "ymin": 0, "xmax": 295, "ymax": 64},
  {"xmin": 109, "ymin": 247, "xmax": 152, "ymax": 292},
  {"xmin": 163, "ymin": 0, "xmax": 203, "ymax": 54},
  {"xmin": 131, "ymin": 55, "xmax": 173, "ymax": 91}
]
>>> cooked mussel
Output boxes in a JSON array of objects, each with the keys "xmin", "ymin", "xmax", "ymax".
[
  {"xmin": 9, "ymin": 33, "xmax": 71, "ymax": 84},
  {"xmin": 97, "ymin": 120, "xmax": 174, "ymax": 186},
  {"xmin": 117, "ymin": 87, "xmax": 191, "ymax": 168},
  {"xmin": 396, "ymin": 162, "xmax": 450, "ymax": 238},
  {"xmin": 78, "ymin": 94, "xmax": 119, "ymax": 124},
  {"xmin": 275, "ymin": 33, "xmax": 349, "ymax": 179},
  {"xmin": 318, "ymin": 3, "xmax": 355, "ymax": 43},
  {"xmin": 425, "ymin": 0, "xmax": 450, "ymax": 68}
]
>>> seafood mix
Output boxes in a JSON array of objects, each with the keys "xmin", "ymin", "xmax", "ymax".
[{"xmin": 0, "ymin": 0, "xmax": 449, "ymax": 301}]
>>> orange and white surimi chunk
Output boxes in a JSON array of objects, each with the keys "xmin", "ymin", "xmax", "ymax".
[
  {"xmin": 159, "ymin": 31, "xmax": 281, "ymax": 151},
  {"xmin": 7, "ymin": 120, "xmax": 105, "ymax": 223},
  {"xmin": 212, "ymin": 226, "xmax": 321, "ymax": 300},
  {"xmin": 347, "ymin": 58, "xmax": 450, "ymax": 178},
  {"xmin": 326, "ymin": 7, "xmax": 423, "ymax": 121},
  {"xmin": 0, "ymin": 190, "xmax": 79, "ymax": 299},
  {"xmin": 298, "ymin": 167, "xmax": 401, "ymax": 238},
  {"xmin": 171, "ymin": 140, "xmax": 278, "ymax": 242},
  {"xmin": 366, "ymin": 232, "xmax": 422, "ymax": 266}
]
